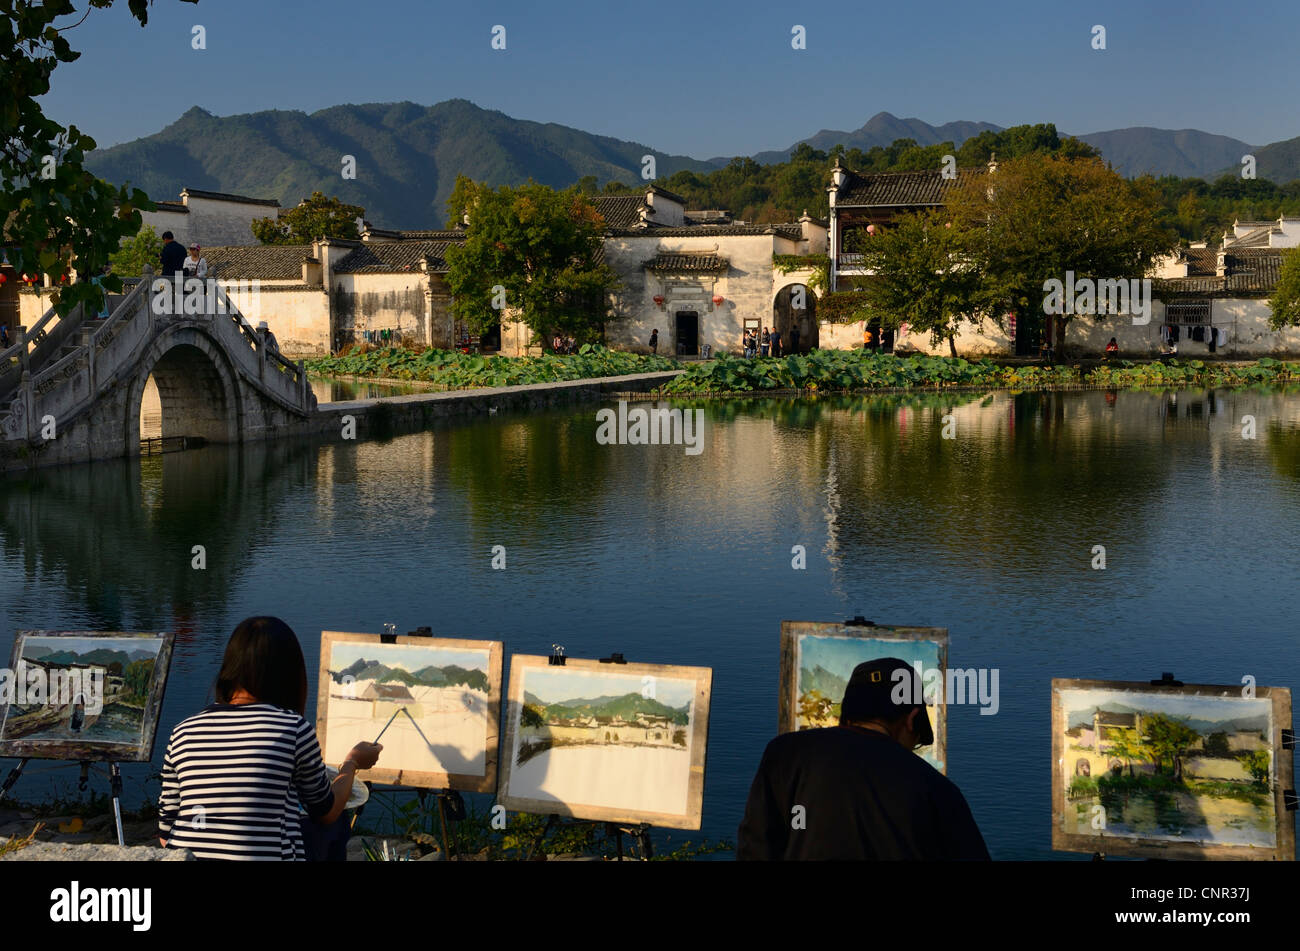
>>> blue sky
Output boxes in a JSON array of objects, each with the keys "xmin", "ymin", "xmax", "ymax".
[
  {"xmin": 40, "ymin": 0, "xmax": 1300, "ymax": 155},
  {"xmin": 799, "ymin": 634, "xmax": 941, "ymax": 685}
]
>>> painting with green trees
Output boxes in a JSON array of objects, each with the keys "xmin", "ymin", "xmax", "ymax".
[
  {"xmin": 780, "ymin": 621, "xmax": 948, "ymax": 773},
  {"xmin": 1052, "ymin": 679, "xmax": 1294, "ymax": 860},
  {"xmin": 0, "ymin": 631, "xmax": 175, "ymax": 762}
]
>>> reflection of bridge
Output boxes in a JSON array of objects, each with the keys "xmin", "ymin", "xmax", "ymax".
[{"xmin": 1, "ymin": 267, "xmax": 316, "ymax": 470}]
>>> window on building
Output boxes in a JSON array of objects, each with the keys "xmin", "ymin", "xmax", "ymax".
[{"xmin": 1166, "ymin": 301, "xmax": 1210, "ymax": 325}]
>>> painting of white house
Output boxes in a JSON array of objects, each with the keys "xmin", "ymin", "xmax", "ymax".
[
  {"xmin": 319, "ymin": 637, "xmax": 496, "ymax": 789},
  {"xmin": 504, "ymin": 665, "xmax": 703, "ymax": 823},
  {"xmin": 1057, "ymin": 685, "xmax": 1278, "ymax": 850}
]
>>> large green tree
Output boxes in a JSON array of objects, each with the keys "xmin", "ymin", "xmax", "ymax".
[
  {"xmin": 1140, "ymin": 713, "xmax": 1200, "ymax": 780},
  {"xmin": 444, "ymin": 178, "xmax": 617, "ymax": 347},
  {"xmin": 2, "ymin": 0, "xmax": 188, "ymax": 315},
  {"xmin": 945, "ymin": 153, "xmax": 1175, "ymax": 354},
  {"xmin": 252, "ymin": 191, "xmax": 364, "ymax": 244},
  {"xmin": 1269, "ymin": 247, "xmax": 1300, "ymax": 329},
  {"xmin": 858, "ymin": 209, "xmax": 982, "ymax": 357},
  {"xmin": 108, "ymin": 223, "xmax": 161, "ymax": 276}
]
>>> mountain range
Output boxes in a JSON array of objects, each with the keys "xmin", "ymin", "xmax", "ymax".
[
  {"xmin": 24, "ymin": 646, "xmax": 156, "ymax": 668},
  {"xmin": 83, "ymin": 100, "xmax": 1300, "ymax": 229},
  {"xmin": 522, "ymin": 690, "xmax": 690, "ymax": 725},
  {"xmin": 1067, "ymin": 702, "xmax": 1270, "ymax": 736},
  {"xmin": 331, "ymin": 656, "xmax": 489, "ymax": 692},
  {"xmin": 800, "ymin": 665, "xmax": 848, "ymax": 699}
]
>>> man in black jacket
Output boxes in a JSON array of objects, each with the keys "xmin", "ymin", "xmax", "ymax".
[
  {"xmin": 737, "ymin": 657, "xmax": 989, "ymax": 860},
  {"xmin": 159, "ymin": 231, "xmax": 188, "ymax": 278}
]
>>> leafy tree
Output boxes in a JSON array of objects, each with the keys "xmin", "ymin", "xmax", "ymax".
[
  {"xmin": 858, "ymin": 209, "xmax": 983, "ymax": 357},
  {"xmin": 1139, "ymin": 713, "xmax": 1200, "ymax": 780},
  {"xmin": 946, "ymin": 153, "xmax": 1175, "ymax": 355},
  {"xmin": 1107, "ymin": 727, "xmax": 1147, "ymax": 777},
  {"xmin": 122, "ymin": 658, "xmax": 154, "ymax": 704},
  {"xmin": 108, "ymin": 224, "xmax": 161, "ymax": 276},
  {"xmin": 1241, "ymin": 749, "xmax": 1270, "ymax": 788},
  {"xmin": 444, "ymin": 180, "xmax": 618, "ymax": 347},
  {"xmin": 1269, "ymin": 248, "xmax": 1300, "ymax": 329},
  {"xmin": 797, "ymin": 688, "xmax": 838, "ymax": 725},
  {"xmin": 520, "ymin": 703, "xmax": 546, "ymax": 729},
  {"xmin": 1, "ymin": 0, "xmax": 186, "ymax": 316},
  {"xmin": 252, "ymin": 191, "xmax": 364, "ymax": 244},
  {"xmin": 1202, "ymin": 731, "xmax": 1231, "ymax": 757}
]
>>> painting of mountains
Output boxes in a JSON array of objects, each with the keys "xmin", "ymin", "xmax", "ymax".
[
  {"xmin": 316, "ymin": 632, "xmax": 503, "ymax": 792},
  {"xmin": 0, "ymin": 631, "xmax": 175, "ymax": 762},
  {"xmin": 1052, "ymin": 680, "xmax": 1294, "ymax": 860},
  {"xmin": 500, "ymin": 657, "xmax": 712, "ymax": 829},
  {"xmin": 780, "ymin": 622, "xmax": 949, "ymax": 773}
]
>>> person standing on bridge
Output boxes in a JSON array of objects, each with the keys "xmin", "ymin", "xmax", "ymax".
[
  {"xmin": 159, "ymin": 231, "xmax": 187, "ymax": 279},
  {"xmin": 257, "ymin": 321, "xmax": 280, "ymax": 353},
  {"xmin": 183, "ymin": 244, "xmax": 208, "ymax": 279}
]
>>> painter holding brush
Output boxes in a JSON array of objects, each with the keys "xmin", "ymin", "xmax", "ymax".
[{"xmin": 157, "ymin": 617, "xmax": 383, "ymax": 860}]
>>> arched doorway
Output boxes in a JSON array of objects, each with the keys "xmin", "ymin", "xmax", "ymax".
[
  {"xmin": 773, "ymin": 285, "xmax": 818, "ymax": 352},
  {"xmin": 128, "ymin": 333, "xmax": 240, "ymax": 454}
]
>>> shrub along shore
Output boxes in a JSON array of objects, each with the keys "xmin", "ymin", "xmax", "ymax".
[{"xmin": 306, "ymin": 346, "xmax": 1300, "ymax": 395}]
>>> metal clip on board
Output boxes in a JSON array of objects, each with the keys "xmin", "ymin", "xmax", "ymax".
[
  {"xmin": 843, "ymin": 615, "xmax": 876, "ymax": 627},
  {"xmin": 549, "ymin": 644, "xmax": 566, "ymax": 666},
  {"xmin": 1281, "ymin": 728, "xmax": 1296, "ymax": 750},
  {"xmin": 407, "ymin": 626, "xmax": 432, "ymax": 638},
  {"xmin": 381, "ymin": 623, "xmax": 398, "ymax": 645},
  {"xmin": 599, "ymin": 653, "xmax": 627, "ymax": 665},
  {"xmin": 1149, "ymin": 672, "xmax": 1183, "ymax": 687}
]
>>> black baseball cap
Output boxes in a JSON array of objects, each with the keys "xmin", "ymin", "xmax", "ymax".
[{"xmin": 839, "ymin": 657, "xmax": 934, "ymax": 747}]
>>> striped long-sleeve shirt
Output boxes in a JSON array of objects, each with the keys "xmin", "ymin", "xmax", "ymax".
[{"xmin": 158, "ymin": 703, "xmax": 335, "ymax": 860}]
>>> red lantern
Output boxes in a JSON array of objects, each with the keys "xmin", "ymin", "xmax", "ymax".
[
  {"xmin": 712, "ymin": 295, "xmax": 724, "ymax": 305},
  {"xmin": 0, "ymin": 273, "xmax": 6, "ymax": 284},
  {"xmin": 653, "ymin": 295, "xmax": 664, "ymax": 305}
]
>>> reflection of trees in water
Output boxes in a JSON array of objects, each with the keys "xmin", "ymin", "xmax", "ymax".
[
  {"xmin": 794, "ymin": 390, "xmax": 1178, "ymax": 576},
  {"xmin": 439, "ymin": 409, "xmax": 614, "ymax": 543},
  {"xmin": 0, "ymin": 440, "xmax": 316, "ymax": 632}
]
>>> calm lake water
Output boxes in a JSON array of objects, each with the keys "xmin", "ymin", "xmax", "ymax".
[{"xmin": 4, "ymin": 386, "xmax": 1300, "ymax": 859}]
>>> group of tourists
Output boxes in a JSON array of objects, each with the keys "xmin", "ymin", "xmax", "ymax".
[
  {"xmin": 741, "ymin": 326, "xmax": 800, "ymax": 358},
  {"xmin": 159, "ymin": 231, "xmax": 209, "ymax": 279},
  {"xmin": 551, "ymin": 334, "xmax": 578, "ymax": 354},
  {"xmin": 154, "ymin": 616, "xmax": 987, "ymax": 862}
]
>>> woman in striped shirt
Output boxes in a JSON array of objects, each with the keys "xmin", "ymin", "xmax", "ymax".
[{"xmin": 158, "ymin": 617, "xmax": 382, "ymax": 860}]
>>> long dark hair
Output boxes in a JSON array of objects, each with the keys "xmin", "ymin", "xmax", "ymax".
[{"xmin": 214, "ymin": 617, "xmax": 309, "ymax": 715}]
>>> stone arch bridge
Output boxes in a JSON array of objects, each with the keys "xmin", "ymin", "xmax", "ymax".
[{"xmin": 0, "ymin": 269, "xmax": 316, "ymax": 470}]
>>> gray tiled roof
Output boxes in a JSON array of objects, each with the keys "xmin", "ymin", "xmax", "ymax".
[
  {"xmin": 1180, "ymin": 247, "xmax": 1219, "ymax": 276},
  {"xmin": 593, "ymin": 195, "xmax": 648, "ymax": 230},
  {"xmin": 647, "ymin": 184, "xmax": 688, "ymax": 205},
  {"xmin": 180, "ymin": 188, "xmax": 280, "ymax": 207},
  {"xmin": 835, "ymin": 168, "xmax": 984, "ymax": 207},
  {"xmin": 152, "ymin": 201, "xmax": 189, "ymax": 214},
  {"xmin": 333, "ymin": 239, "xmax": 462, "ymax": 274},
  {"xmin": 1156, "ymin": 248, "xmax": 1284, "ymax": 297},
  {"xmin": 644, "ymin": 252, "xmax": 729, "ymax": 272},
  {"xmin": 364, "ymin": 228, "xmax": 467, "ymax": 241},
  {"xmin": 203, "ymin": 245, "xmax": 313, "ymax": 280},
  {"xmin": 608, "ymin": 224, "xmax": 796, "ymax": 237}
]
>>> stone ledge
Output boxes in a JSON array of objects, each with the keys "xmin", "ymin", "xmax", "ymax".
[{"xmin": 0, "ymin": 843, "xmax": 195, "ymax": 862}]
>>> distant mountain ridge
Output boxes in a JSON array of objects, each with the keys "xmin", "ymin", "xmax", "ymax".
[
  {"xmin": 331, "ymin": 656, "xmax": 488, "ymax": 692},
  {"xmin": 82, "ymin": 101, "xmax": 1300, "ymax": 231},
  {"xmin": 523, "ymin": 691, "xmax": 690, "ymax": 725}
]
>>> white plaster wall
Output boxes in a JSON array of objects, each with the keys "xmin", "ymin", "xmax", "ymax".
[
  {"xmin": 332, "ymin": 273, "xmax": 428, "ymax": 347},
  {"xmin": 237, "ymin": 286, "xmax": 330, "ymax": 356},
  {"xmin": 181, "ymin": 196, "xmax": 276, "ymax": 247},
  {"xmin": 139, "ymin": 208, "xmax": 192, "ymax": 246}
]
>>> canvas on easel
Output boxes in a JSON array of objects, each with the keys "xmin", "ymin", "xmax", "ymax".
[
  {"xmin": 1051, "ymin": 678, "xmax": 1295, "ymax": 860},
  {"xmin": 0, "ymin": 631, "xmax": 175, "ymax": 762},
  {"xmin": 315, "ymin": 631, "xmax": 503, "ymax": 792},
  {"xmin": 780, "ymin": 620, "xmax": 949, "ymax": 773},
  {"xmin": 497, "ymin": 655, "xmax": 712, "ymax": 830}
]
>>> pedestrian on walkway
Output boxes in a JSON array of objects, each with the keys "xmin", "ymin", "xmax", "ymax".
[
  {"xmin": 649, "ymin": 328, "xmax": 659, "ymax": 354},
  {"xmin": 159, "ymin": 231, "xmax": 187, "ymax": 278},
  {"xmin": 761, "ymin": 327, "xmax": 770, "ymax": 357},
  {"xmin": 771, "ymin": 328, "xmax": 783, "ymax": 358}
]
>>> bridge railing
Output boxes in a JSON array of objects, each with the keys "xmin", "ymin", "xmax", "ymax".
[
  {"xmin": 0, "ymin": 296, "xmax": 90, "ymax": 403},
  {"xmin": 205, "ymin": 279, "xmax": 313, "ymax": 413}
]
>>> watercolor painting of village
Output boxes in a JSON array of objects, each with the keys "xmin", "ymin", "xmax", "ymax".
[
  {"xmin": 499, "ymin": 657, "xmax": 712, "ymax": 829},
  {"xmin": 1052, "ymin": 679, "xmax": 1294, "ymax": 860},
  {"xmin": 316, "ymin": 633, "xmax": 502, "ymax": 791},
  {"xmin": 780, "ymin": 622, "xmax": 948, "ymax": 773},
  {"xmin": 0, "ymin": 631, "xmax": 174, "ymax": 761}
]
